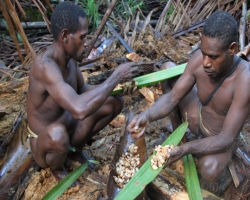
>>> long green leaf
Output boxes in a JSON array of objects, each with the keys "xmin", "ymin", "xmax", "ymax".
[
  {"xmin": 42, "ymin": 162, "xmax": 89, "ymax": 200},
  {"xmin": 183, "ymin": 154, "xmax": 203, "ymax": 200},
  {"xmin": 112, "ymin": 63, "xmax": 186, "ymax": 95},
  {"xmin": 115, "ymin": 121, "xmax": 188, "ymax": 200}
]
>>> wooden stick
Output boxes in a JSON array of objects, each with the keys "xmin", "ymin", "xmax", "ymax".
[
  {"xmin": 85, "ymin": 0, "xmax": 117, "ymax": 58},
  {"xmin": 155, "ymin": 0, "xmax": 172, "ymax": 33},
  {"xmin": 131, "ymin": 11, "xmax": 140, "ymax": 46},
  {"xmin": 0, "ymin": 69, "xmax": 18, "ymax": 80},
  {"xmin": 174, "ymin": 0, "xmax": 192, "ymax": 32},
  {"xmin": 4, "ymin": 0, "xmax": 36, "ymax": 59},
  {"xmin": 0, "ymin": 67, "xmax": 29, "ymax": 73},
  {"xmin": 0, "ymin": 1, "xmax": 24, "ymax": 62}
]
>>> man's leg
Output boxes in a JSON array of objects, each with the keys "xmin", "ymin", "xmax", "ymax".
[
  {"xmin": 198, "ymin": 141, "xmax": 238, "ymax": 194},
  {"xmin": 30, "ymin": 123, "xmax": 70, "ymax": 181},
  {"xmin": 70, "ymin": 95, "xmax": 123, "ymax": 163}
]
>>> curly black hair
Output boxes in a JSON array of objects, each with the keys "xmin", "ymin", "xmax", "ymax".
[
  {"xmin": 202, "ymin": 10, "xmax": 237, "ymax": 51},
  {"xmin": 51, "ymin": 1, "xmax": 87, "ymax": 41}
]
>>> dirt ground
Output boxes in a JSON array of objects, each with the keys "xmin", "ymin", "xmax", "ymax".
[{"xmin": 0, "ymin": 75, "xmax": 250, "ymax": 200}]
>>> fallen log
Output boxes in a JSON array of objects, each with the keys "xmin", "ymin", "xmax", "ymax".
[
  {"xmin": 146, "ymin": 167, "xmax": 222, "ymax": 200},
  {"xmin": 107, "ymin": 112, "xmax": 148, "ymax": 199},
  {"xmin": 0, "ymin": 115, "xmax": 35, "ymax": 200}
]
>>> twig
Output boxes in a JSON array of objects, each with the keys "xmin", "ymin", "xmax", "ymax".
[
  {"xmin": 85, "ymin": 0, "xmax": 118, "ymax": 58},
  {"xmin": 0, "ymin": 69, "xmax": 18, "ymax": 80},
  {"xmin": 131, "ymin": 11, "xmax": 140, "ymax": 46},
  {"xmin": 155, "ymin": 0, "xmax": 172, "ymax": 33},
  {"xmin": 0, "ymin": 67, "xmax": 29, "ymax": 73}
]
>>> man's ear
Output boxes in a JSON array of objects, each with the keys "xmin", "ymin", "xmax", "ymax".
[
  {"xmin": 228, "ymin": 42, "xmax": 238, "ymax": 55},
  {"xmin": 61, "ymin": 29, "xmax": 70, "ymax": 43}
]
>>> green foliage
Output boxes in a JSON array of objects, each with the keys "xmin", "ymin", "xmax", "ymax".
[
  {"xmin": 114, "ymin": 0, "xmax": 145, "ymax": 20},
  {"xmin": 78, "ymin": 0, "xmax": 102, "ymax": 32}
]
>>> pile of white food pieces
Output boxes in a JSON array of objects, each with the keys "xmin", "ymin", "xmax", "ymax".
[
  {"xmin": 151, "ymin": 144, "xmax": 174, "ymax": 170},
  {"xmin": 113, "ymin": 143, "xmax": 140, "ymax": 188}
]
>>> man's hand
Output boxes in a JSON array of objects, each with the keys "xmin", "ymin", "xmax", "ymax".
[
  {"xmin": 113, "ymin": 62, "xmax": 139, "ymax": 82},
  {"xmin": 166, "ymin": 146, "xmax": 184, "ymax": 166},
  {"xmin": 127, "ymin": 112, "xmax": 149, "ymax": 139}
]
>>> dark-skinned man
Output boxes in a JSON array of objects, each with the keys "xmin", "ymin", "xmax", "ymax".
[
  {"xmin": 27, "ymin": 2, "xmax": 139, "ymax": 181},
  {"xmin": 127, "ymin": 11, "xmax": 250, "ymax": 194}
]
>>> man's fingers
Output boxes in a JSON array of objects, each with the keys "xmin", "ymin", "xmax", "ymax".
[
  {"xmin": 136, "ymin": 127, "xmax": 145, "ymax": 139},
  {"xmin": 121, "ymin": 87, "xmax": 128, "ymax": 96},
  {"xmin": 127, "ymin": 118, "xmax": 137, "ymax": 132},
  {"xmin": 132, "ymin": 86, "xmax": 137, "ymax": 93},
  {"xmin": 128, "ymin": 85, "xmax": 133, "ymax": 95}
]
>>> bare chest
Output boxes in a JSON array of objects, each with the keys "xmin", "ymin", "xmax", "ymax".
[{"xmin": 196, "ymin": 75, "xmax": 234, "ymax": 115}]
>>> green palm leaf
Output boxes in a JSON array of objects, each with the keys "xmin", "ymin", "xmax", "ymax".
[
  {"xmin": 115, "ymin": 121, "xmax": 188, "ymax": 200},
  {"xmin": 112, "ymin": 63, "xmax": 186, "ymax": 95},
  {"xmin": 183, "ymin": 154, "xmax": 203, "ymax": 200},
  {"xmin": 42, "ymin": 162, "xmax": 89, "ymax": 200}
]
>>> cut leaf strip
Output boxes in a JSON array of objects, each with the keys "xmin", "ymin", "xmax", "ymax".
[
  {"xmin": 115, "ymin": 121, "xmax": 188, "ymax": 200},
  {"xmin": 183, "ymin": 154, "xmax": 203, "ymax": 200},
  {"xmin": 42, "ymin": 162, "xmax": 89, "ymax": 200},
  {"xmin": 112, "ymin": 63, "xmax": 186, "ymax": 95}
]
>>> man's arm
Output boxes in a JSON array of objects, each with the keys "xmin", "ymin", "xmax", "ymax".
[
  {"xmin": 76, "ymin": 62, "xmax": 98, "ymax": 94},
  {"xmin": 39, "ymin": 60, "xmax": 138, "ymax": 121},
  {"xmin": 127, "ymin": 51, "xmax": 199, "ymax": 135},
  {"xmin": 169, "ymin": 63, "xmax": 250, "ymax": 163}
]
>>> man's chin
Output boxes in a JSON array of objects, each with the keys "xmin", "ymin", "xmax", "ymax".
[{"xmin": 75, "ymin": 56, "xmax": 84, "ymax": 62}]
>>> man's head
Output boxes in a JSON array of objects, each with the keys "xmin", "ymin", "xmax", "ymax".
[
  {"xmin": 202, "ymin": 10, "xmax": 237, "ymax": 51},
  {"xmin": 200, "ymin": 11, "xmax": 238, "ymax": 78},
  {"xmin": 51, "ymin": 2, "xmax": 88, "ymax": 62},
  {"xmin": 51, "ymin": 1, "xmax": 87, "ymax": 41}
]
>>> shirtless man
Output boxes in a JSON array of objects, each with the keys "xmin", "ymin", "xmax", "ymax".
[
  {"xmin": 26, "ymin": 1, "xmax": 138, "ymax": 181},
  {"xmin": 127, "ymin": 11, "xmax": 250, "ymax": 192}
]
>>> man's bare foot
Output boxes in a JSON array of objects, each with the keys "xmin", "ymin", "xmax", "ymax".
[
  {"xmin": 50, "ymin": 166, "xmax": 79, "ymax": 187},
  {"xmin": 71, "ymin": 151, "xmax": 95, "ymax": 170},
  {"xmin": 51, "ymin": 166, "xmax": 68, "ymax": 181}
]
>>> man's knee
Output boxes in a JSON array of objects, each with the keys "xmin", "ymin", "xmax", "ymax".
[
  {"xmin": 46, "ymin": 123, "xmax": 69, "ymax": 150},
  {"xmin": 199, "ymin": 156, "xmax": 222, "ymax": 183},
  {"xmin": 187, "ymin": 112, "xmax": 199, "ymax": 134},
  {"xmin": 160, "ymin": 62, "xmax": 177, "ymax": 70}
]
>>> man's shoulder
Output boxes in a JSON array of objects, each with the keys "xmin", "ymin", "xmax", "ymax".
[
  {"xmin": 184, "ymin": 50, "xmax": 203, "ymax": 73},
  {"xmin": 236, "ymin": 59, "xmax": 250, "ymax": 78},
  {"xmin": 31, "ymin": 53, "xmax": 60, "ymax": 79},
  {"xmin": 233, "ymin": 59, "xmax": 250, "ymax": 90}
]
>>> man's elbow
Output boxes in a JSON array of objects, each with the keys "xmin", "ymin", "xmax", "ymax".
[
  {"xmin": 219, "ymin": 135, "xmax": 235, "ymax": 151},
  {"xmin": 72, "ymin": 108, "xmax": 87, "ymax": 120}
]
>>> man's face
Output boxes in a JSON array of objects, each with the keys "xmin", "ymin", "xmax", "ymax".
[
  {"xmin": 200, "ymin": 35, "xmax": 232, "ymax": 78},
  {"xmin": 68, "ymin": 17, "xmax": 89, "ymax": 62}
]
